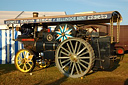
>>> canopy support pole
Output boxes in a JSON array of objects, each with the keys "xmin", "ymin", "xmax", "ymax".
[
  {"xmin": 110, "ymin": 17, "xmax": 114, "ymax": 43},
  {"xmin": 117, "ymin": 17, "xmax": 120, "ymax": 43},
  {"xmin": 34, "ymin": 25, "xmax": 37, "ymax": 38},
  {"xmin": 12, "ymin": 24, "xmax": 15, "ymax": 41}
]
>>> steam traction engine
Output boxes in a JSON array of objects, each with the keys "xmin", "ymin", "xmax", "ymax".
[{"xmin": 4, "ymin": 11, "xmax": 122, "ymax": 78}]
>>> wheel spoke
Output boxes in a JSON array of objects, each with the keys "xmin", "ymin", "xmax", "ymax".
[
  {"xmin": 70, "ymin": 41, "xmax": 74, "ymax": 53},
  {"xmin": 23, "ymin": 52, "xmax": 25, "ymax": 58},
  {"xmin": 70, "ymin": 62, "xmax": 75, "ymax": 75},
  {"xmin": 62, "ymin": 61, "xmax": 70, "ymax": 69},
  {"xmin": 77, "ymin": 63, "xmax": 83, "ymax": 74},
  {"xmin": 74, "ymin": 41, "xmax": 78, "ymax": 53},
  {"xmin": 67, "ymin": 62, "xmax": 72, "ymax": 73},
  {"xmin": 80, "ymin": 59, "xmax": 89, "ymax": 65},
  {"xmin": 24, "ymin": 63, "xmax": 28, "ymax": 70},
  {"xmin": 58, "ymin": 56, "xmax": 69, "ymax": 59},
  {"xmin": 18, "ymin": 55, "xmax": 22, "ymax": 59},
  {"xmin": 27, "ymin": 60, "xmax": 33, "ymax": 63},
  {"xmin": 78, "ymin": 51, "xmax": 89, "ymax": 57},
  {"xmin": 27, "ymin": 62, "xmax": 32, "ymax": 68},
  {"xmin": 79, "ymin": 62, "xmax": 88, "ymax": 69},
  {"xmin": 24, "ymin": 52, "xmax": 28, "ymax": 58},
  {"xmin": 61, "ymin": 47, "xmax": 70, "ymax": 54},
  {"xmin": 17, "ymin": 60, "xmax": 21, "ymax": 61},
  {"xmin": 61, "ymin": 59, "xmax": 70, "ymax": 64},
  {"xmin": 74, "ymin": 63, "xmax": 79, "ymax": 75},
  {"xmin": 27, "ymin": 59, "xmax": 33, "ymax": 62},
  {"xmin": 67, "ymin": 43, "xmax": 72, "ymax": 52},
  {"xmin": 18, "ymin": 63, "xmax": 23, "ymax": 66},
  {"xmin": 23, "ymin": 64, "xmax": 25, "ymax": 70},
  {"xmin": 78, "ymin": 57, "xmax": 90, "ymax": 59},
  {"xmin": 77, "ymin": 47, "xmax": 87, "ymax": 56},
  {"xmin": 77, "ymin": 42, "xmax": 81, "ymax": 53},
  {"xmin": 61, "ymin": 51, "xmax": 69, "ymax": 56}
]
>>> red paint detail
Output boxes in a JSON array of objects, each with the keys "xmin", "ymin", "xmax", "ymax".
[
  {"xmin": 48, "ymin": 29, "xmax": 50, "ymax": 32},
  {"xmin": 117, "ymin": 49, "xmax": 124, "ymax": 54},
  {"xmin": 22, "ymin": 39, "xmax": 34, "ymax": 41}
]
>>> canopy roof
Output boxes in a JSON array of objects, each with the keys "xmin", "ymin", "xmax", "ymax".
[
  {"xmin": 0, "ymin": 11, "xmax": 66, "ymax": 25},
  {"xmin": 4, "ymin": 11, "xmax": 122, "ymax": 25}
]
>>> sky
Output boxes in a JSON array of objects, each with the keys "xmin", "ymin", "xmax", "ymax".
[{"xmin": 0, "ymin": 0, "xmax": 128, "ymax": 25}]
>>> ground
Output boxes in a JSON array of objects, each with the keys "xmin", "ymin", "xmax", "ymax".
[{"xmin": 0, "ymin": 54, "xmax": 128, "ymax": 85}]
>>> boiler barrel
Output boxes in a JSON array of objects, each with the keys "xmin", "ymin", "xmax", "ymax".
[{"xmin": 36, "ymin": 40, "xmax": 58, "ymax": 52}]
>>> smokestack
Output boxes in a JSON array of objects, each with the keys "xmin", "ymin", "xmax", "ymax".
[{"xmin": 33, "ymin": 12, "xmax": 38, "ymax": 17}]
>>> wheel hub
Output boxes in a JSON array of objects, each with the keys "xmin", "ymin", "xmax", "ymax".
[
  {"xmin": 21, "ymin": 58, "xmax": 27, "ymax": 63},
  {"xmin": 21, "ymin": 59, "xmax": 25, "ymax": 63},
  {"xmin": 69, "ymin": 54, "xmax": 78, "ymax": 62}
]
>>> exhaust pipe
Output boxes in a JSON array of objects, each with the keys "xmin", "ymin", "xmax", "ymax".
[{"xmin": 33, "ymin": 12, "xmax": 38, "ymax": 17}]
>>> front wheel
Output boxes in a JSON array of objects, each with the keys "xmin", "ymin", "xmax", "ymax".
[
  {"xmin": 15, "ymin": 49, "xmax": 36, "ymax": 72},
  {"xmin": 55, "ymin": 38, "xmax": 95, "ymax": 78}
]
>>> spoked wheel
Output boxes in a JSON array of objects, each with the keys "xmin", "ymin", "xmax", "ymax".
[
  {"xmin": 15, "ymin": 49, "xmax": 36, "ymax": 72},
  {"xmin": 55, "ymin": 38, "xmax": 95, "ymax": 78}
]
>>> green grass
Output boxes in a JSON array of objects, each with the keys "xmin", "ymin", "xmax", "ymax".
[{"xmin": 0, "ymin": 54, "xmax": 128, "ymax": 85}]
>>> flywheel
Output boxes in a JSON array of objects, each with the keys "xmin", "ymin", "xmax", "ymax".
[{"xmin": 54, "ymin": 23, "xmax": 76, "ymax": 42}]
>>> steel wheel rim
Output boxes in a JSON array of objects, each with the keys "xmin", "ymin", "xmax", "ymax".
[
  {"xmin": 55, "ymin": 38, "xmax": 94, "ymax": 78},
  {"xmin": 15, "ymin": 49, "xmax": 34, "ymax": 72}
]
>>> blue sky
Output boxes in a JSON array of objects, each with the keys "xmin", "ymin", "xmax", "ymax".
[{"xmin": 0, "ymin": 0, "xmax": 128, "ymax": 24}]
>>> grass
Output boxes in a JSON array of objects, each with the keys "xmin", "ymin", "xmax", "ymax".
[{"xmin": 0, "ymin": 54, "xmax": 128, "ymax": 85}]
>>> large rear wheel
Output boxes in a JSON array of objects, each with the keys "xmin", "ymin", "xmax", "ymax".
[
  {"xmin": 55, "ymin": 38, "xmax": 95, "ymax": 78},
  {"xmin": 15, "ymin": 49, "xmax": 36, "ymax": 72}
]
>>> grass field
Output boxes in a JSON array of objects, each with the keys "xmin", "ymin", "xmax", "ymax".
[{"xmin": 0, "ymin": 54, "xmax": 128, "ymax": 85}]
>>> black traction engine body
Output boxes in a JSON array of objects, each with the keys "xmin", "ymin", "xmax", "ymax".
[{"xmin": 16, "ymin": 23, "xmax": 114, "ymax": 70}]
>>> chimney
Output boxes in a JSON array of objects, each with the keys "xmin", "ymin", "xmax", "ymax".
[{"xmin": 33, "ymin": 12, "xmax": 38, "ymax": 17}]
